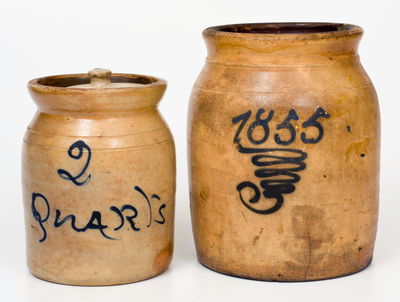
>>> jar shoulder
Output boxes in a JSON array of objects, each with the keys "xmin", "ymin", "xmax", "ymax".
[
  {"xmin": 24, "ymin": 108, "xmax": 174, "ymax": 150},
  {"xmin": 194, "ymin": 59, "xmax": 374, "ymax": 94}
]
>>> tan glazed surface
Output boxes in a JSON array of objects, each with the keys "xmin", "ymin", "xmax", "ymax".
[
  {"xmin": 23, "ymin": 69, "xmax": 176, "ymax": 285},
  {"xmin": 188, "ymin": 23, "xmax": 380, "ymax": 281}
]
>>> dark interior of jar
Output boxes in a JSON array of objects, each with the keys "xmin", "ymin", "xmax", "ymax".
[
  {"xmin": 218, "ymin": 23, "xmax": 349, "ymax": 34},
  {"xmin": 37, "ymin": 75, "xmax": 157, "ymax": 87}
]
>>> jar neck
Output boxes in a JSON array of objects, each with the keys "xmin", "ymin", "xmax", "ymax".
[
  {"xmin": 203, "ymin": 23, "xmax": 363, "ymax": 67},
  {"xmin": 28, "ymin": 73, "xmax": 166, "ymax": 117}
]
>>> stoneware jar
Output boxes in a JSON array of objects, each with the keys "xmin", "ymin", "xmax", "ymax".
[
  {"xmin": 188, "ymin": 23, "xmax": 380, "ymax": 281},
  {"xmin": 23, "ymin": 69, "xmax": 175, "ymax": 285}
]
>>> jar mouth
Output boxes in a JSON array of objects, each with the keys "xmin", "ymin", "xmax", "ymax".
[
  {"xmin": 30, "ymin": 73, "xmax": 163, "ymax": 89},
  {"xmin": 204, "ymin": 22, "xmax": 363, "ymax": 40}
]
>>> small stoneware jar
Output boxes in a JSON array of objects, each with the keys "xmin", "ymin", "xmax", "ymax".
[
  {"xmin": 188, "ymin": 23, "xmax": 380, "ymax": 281},
  {"xmin": 23, "ymin": 69, "xmax": 175, "ymax": 285}
]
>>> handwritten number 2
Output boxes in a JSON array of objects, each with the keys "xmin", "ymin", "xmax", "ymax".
[
  {"xmin": 57, "ymin": 140, "xmax": 91, "ymax": 186},
  {"xmin": 301, "ymin": 107, "xmax": 330, "ymax": 144}
]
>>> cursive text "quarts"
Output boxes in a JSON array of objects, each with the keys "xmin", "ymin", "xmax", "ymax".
[{"xmin": 31, "ymin": 186, "xmax": 166, "ymax": 242}]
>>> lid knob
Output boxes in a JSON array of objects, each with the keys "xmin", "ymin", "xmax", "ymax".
[{"xmin": 88, "ymin": 68, "xmax": 112, "ymax": 87}]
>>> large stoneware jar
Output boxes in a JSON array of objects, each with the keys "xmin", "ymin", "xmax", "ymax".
[
  {"xmin": 188, "ymin": 23, "xmax": 380, "ymax": 281},
  {"xmin": 23, "ymin": 69, "xmax": 175, "ymax": 285}
]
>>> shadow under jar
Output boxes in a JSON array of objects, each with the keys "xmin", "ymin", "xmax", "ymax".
[
  {"xmin": 188, "ymin": 23, "xmax": 380, "ymax": 281},
  {"xmin": 22, "ymin": 69, "xmax": 176, "ymax": 285}
]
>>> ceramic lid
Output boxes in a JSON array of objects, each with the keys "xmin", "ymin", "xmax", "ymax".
[{"xmin": 69, "ymin": 68, "xmax": 148, "ymax": 89}]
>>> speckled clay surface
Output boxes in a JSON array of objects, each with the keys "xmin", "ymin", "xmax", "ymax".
[
  {"xmin": 188, "ymin": 23, "xmax": 380, "ymax": 281},
  {"xmin": 23, "ymin": 69, "xmax": 176, "ymax": 285}
]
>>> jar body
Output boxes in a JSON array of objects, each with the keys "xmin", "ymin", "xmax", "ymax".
[
  {"xmin": 188, "ymin": 24, "xmax": 380, "ymax": 281},
  {"xmin": 23, "ymin": 107, "xmax": 175, "ymax": 285}
]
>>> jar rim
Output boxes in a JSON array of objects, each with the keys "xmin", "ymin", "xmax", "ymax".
[
  {"xmin": 28, "ymin": 72, "xmax": 167, "ymax": 116},
  {"xmin": 28, "ymin": 73, "xmax": 166, "ymax": 93},
  {"xmin": 203, "ymin": 22, "xmax": 363, "ymax": 40}
]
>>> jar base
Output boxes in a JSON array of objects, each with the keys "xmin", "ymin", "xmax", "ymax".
[
  {"xmin": 29, "ymin": 267, "xmax": 170, "ymax": 286},
  {"xmin": 197, "ymin": 256, "xmax": 373, "ymax": 282}
]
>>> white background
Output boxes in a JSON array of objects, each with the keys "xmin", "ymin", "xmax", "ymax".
[{"xmin": 1, "ymin": 0, "xmax": 399, "ymax": 301}]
